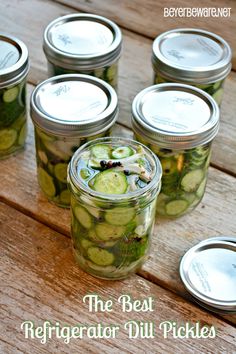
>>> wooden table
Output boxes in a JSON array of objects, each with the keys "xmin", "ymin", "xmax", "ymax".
[{"xmin": 0, "ymin": 1, "xmax": 236, "ymax": 353}]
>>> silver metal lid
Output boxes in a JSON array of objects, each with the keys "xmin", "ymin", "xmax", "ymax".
[
  {"xmin": 132, "ymin": 83, "xmax": 220, "ymax": 149},
  {"xmin": 180, "ymin": 239, "xmax": 236, "ymax": 312},
  {"xmin": 43, "ymin": 14, "xmax": 122, "ymax": 70},
  {"xmin": 152, "ymin": 28, "xmax": 232, "ymax": 84},
  {"xmin": 30, "ymin": 74, "xmax": 118, "ymax": 137},
  {"xmin": 0, "ymin": 34, "xmax": 29, "ymax": 88}
]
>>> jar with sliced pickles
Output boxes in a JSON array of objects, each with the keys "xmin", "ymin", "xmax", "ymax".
[
  {"xmin": 30, "ymin": 74, "xmax": 118, "ymax": 208},
  {"xmin": 152, "ymin": 29, "xmax": 232, "ymax": 105},
  {"xmin": 0, "ymin": 34, "xmax": 29, "ymax": 159},
  {"xmin": 43, "ymin": 14, "xmax": 122, "ymax": 90},
  {"xmin": 132, "ymin": 83, "xmax": 220, "ymax": 218},
  {"xmin": 68, "ymin": 137, "xmax": 162, "ymax": 279}
]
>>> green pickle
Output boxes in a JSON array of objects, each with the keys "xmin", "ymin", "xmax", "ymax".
[
  {"xmin": 134, "ymin": 133, "xmax": 211, "ymax": 218},
  {"xmin": 0, "ymin": 81, "xmax": 27, "ymax": 159},
  {"xmin": 35, "ymin": 127, "xmax": 110, "ymax": 208},
  {"xmin": 68, "ymin": 138, "xmax": 162, "ymax": 279},
  {"xmin": 48, "ymin": 62, "xmax": 118, "ymax": 90},
  {"xmin": 154, "ymin": 73, "xmax": 225, "ymax": 105}
]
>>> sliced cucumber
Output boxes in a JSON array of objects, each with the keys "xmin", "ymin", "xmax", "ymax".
[
  {"xmin": 95, "ymin": 222, "xmax": 125, "ymax": 241},
  {"xmin": 105, "ymin": 207, "xmax": 135, "ymax": 226},
  {"xmin": 60, "ymin": 189, "xmax": 71, "ymax": 205},
  {"xmin": 38, "ymin": 150, "xmax": 48, "ymax": 165},
  {"xmin": 165, "ymin": 199, "xmax": 189, "ymax": 216},
  {"xmin": 81, "ymin": 238, "xmax": 93, "ymax": 250},
  {"xmin": 54, "ymin": 163, "xmax": 68, "ymax": 183},
  {"xmin": 18, "ymin": 122, "xmax": 27, "ymax": 146},
  {"xmin": 88, "ymin": 228, "xmax": 100, "ymax": 242},
  {"xmin": 88, "ymin": 158, "xmax": 102, "ymax": 169},
  {"xmin": 84, "ymin": 205, "xmax": 100, "ymax": 219},
  {"xmin": 36, "ymin": 128, "xmax": 55, "ymax": 142},
  {"xmin": 161, "ymin": 158, "xmax": 177, "ymax": 175},
  {"xmin": 0, "ymin": 128, "xmax": 17, "ymax": 150},
  {"xmin": 38, "ymin": 167, "xmax": 56, "ymax": 197},
  {"xmin": 74, "ymin": 206, "xmax": 93, "ymax": 229},
  {"xmin": 91, "ymin": 144, "xmax": 111, "ymax": 159},
  {"xmin": 111, "ymin": 146, "xmax": 133, "ymax": 159},
  {"xmin": 212, "ymin": 88, "xmax": 224, "ymax": 105},
  {"xmin": 181, "ymin": 169, "xmax": 204, "ymax": 193},
  {"xmin": 3, "ymin": 86, "xmax": 18, "ymax": 103},
  {"xmin": 43, "ymin": 141, "xmax": 70, "ymax": 161},
  {"xmin": 92, "ymin": 170, "xmax": 128, "ymax": 194},
  {"xmin": 87, "ymin": 247, "xmax": 115, "ymax": 266},
  {"xmin": 80, "ymin": 168, "xmax": 91, "ymax": 180},
  {"xmin": 196, "ymin": 178, "xmax": 207, "ymax": 198}
]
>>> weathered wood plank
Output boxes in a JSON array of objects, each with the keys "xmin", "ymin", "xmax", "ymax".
[
  {"xmin": 0, "ymin": 104, "xmax": 235, "ymax": 324},
  {"xmin": 0, "ymin": 0, "xmax": 235, "ymax": 174},
  {"xmin": 55, "ymin": 0, "xmax": 236, "ymax": 69},
  {"xmin": 1, "ymin": 202, "xmax": 236, "ymax": 353}
]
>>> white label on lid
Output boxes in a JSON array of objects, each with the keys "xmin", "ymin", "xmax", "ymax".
[
  {"xmin": 50, "ymin": 21, "xmax": 114, "ymax": 55},
  {"xmin": 0, "ymin": 41, "xmax": 19, "ymax": 70},
  {"xmin": 189, "ymin": 248, "xmax": 236, "ymax": 301},
  {"xmin": 160, "ymin": 33, "xmax": 223, "ymax": 67},
  {"xmin": 37, "ymin": 81, "xmax": 108, "ymax": 122},
  {"xmin": 142, "ymin": 90, "xmax": 210, "ymax": 133}
]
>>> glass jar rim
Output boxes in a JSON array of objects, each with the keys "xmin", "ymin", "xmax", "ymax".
[{"xmin": 68, "ymin": 137, "xmax": 162, "ymax": 203}]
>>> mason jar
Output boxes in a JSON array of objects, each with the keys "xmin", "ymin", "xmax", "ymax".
[
  {"xmin": 68, "ymin": 137, "xmax": 162, "ymax": 279},
  {"xmin": 30, "ymin": 74, "xmax": 118, "ymax": 208},
  {"xmin": 0, "ymin": 34, "xmax": 29, "ymax": 159},
  {"xmin": 152, "ymin": 29, "xmax": 232, "ymax": 105},
  {"xmin": 43, "ymin": 14, "xmax": 122, "ymax": 90},
  {"xmin": 132, "ymin": 83, "xmax": 220, "ymax": 218}
]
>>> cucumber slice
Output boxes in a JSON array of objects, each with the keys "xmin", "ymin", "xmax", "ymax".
[
  {"xmin": 81, "ymin": 238, "xmax": 93, "ymax": 250},
  {"xmin": 105, "ymin": 207, "xmax": 135, "ymax": 226},
  {"xmin": 88, "ymin": 158, "xmax": 102, "ymax": 169},
  {"xmin": 0, "ymin": 128, "xmax": 17, "ymax": 150},
  {"xmin": 74, "ymin": 206, "xmax": 92, "ymax": 229},
  {"xmin": 88, "ymin": 228, "xmax": 100, "ymax": 242},
  {"xmin": 87, "ymin": 247, "xmax": 115, "ymax": 266},
  {"xmin": 95, "ymin": 222, "xmax": 125, "ymax": 241},
  {"xmin": 92, "ymin": 170, "xmax": 128, "ymax": 194},
  {"xmin": 213, "ymin": 81, "xmax": 222, "ymax": 91},
  {"xmin": 60, "ymin": 189, "xmax": 71, "ymax": 205},
  {"xmin": 38, "ymin": 150, "xmax": 48, "ymax": 165},
  {"xmin": 165, "ymin": 199, "xmax": 189, "ymax": 216},
  {"xmin": 80, "ymin": 168, "xmax": 91, "ymax": 180},
  {"xmin": 84, "ymin": 205, "xmax": 100, "ymax": 219},
  {"xmin": 18, "ymin": 122, "xmax": 27, "ymax": 146},
  {"xmin": 111, "ymin": 146, "xmax": 133, "ymax": 159},
  {"xmin": 161, "ymin": 158, "xmax": 177, "ymax": 175},
  {"xmin": 54, "ymin": 163, "xmax": 68, "ymax": 183},
  {"xmin": 3, "ymin": 87, "xmax": 18, "ymax": 103},
  {"xmin": 43, "ymin": 141, "xmax": 70, "ymax": 161},
  {"xmin": 106, "ymin": 64, "xmax": 117, "ymax": 82},
  {"xmin": 36, "ymin": 129, "xmax": 55, "ymax": 142},
  {"xmin": 196, "ymin": 178, "xmax": 207, "ymax": 198},
  {"xmin": 212, "ymin": 88, "xmax": 224, "ymax": 105},
  {"xmin": 38, "ymin": 167, "xmax": 56, "ymax": 197},
  {"xmin": 91, "ymin": 144, "xmax": 111, "ymax": 159},
  {"xmin": 181, "ymin": 169, "xmax": 204, "ymax": 193}
]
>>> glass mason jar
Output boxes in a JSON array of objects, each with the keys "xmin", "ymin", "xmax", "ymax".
[
  {"xmin": 132, "ymin": 83, "xmax": 220, "ymax": 218},
  {"xmin": 0, "ymin": 34, "xmax": 29, "ymax": 159},
  {"xmin": 43, "ymin": 14, "xmax": 122, "ymax": 90},
  {"xmin": 31, "ymin": 74, "xmax": 118, "ymax": 208},
  {"xmin": 68, "ymin": 137, "xmax": 162, "ymax": 279},
  {"xmin": 152, "ymin": 29, "xmax": 232, "ymax": 105}
]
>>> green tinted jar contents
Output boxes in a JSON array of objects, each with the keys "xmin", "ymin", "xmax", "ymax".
[
  {"xmin": 68, "ymin": 137, "xmax": 162, "ymax": 279},
  {"xmin": 0, "ymin": 34, "xmax": 29, "ymax": 159},
  {"xmin": 43, "ymin": 14, "xmax": 122, "ymax": 90},
  {"xmin": 31, "ymin": 74, "xmax": 118, "ymax": 208},
  {"xmin": 132, "ymin": 83, "xmax": 220, "ymax": 218},
  {"xmin": 152, "ymin": 29, "xmax": 232, "ymax": 105}
]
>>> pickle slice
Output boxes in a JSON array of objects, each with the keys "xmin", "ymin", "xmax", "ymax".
[
  {"xmin": 165, "ymin": 199, "xmax": 189, "ymax": 216},
  {"xmin": 0, "ymin": 129, "xmax": 17, "ymax": 150},
  {"xmin": 38, "ymin": 167, "xmax": 56, "ymax": 198},
  {"xmin": 92, "ymin": 170, "xmax": 128, "ymax": 194},
  {"xmin": 74, "ymin": 206, "xmax": 92, "ymax": 229},
  {"xmin": 87, "ymin": 247, "xmax": 115, "ymax": 266},
  {"xmin": 105, "ymin": 207, "xmax": 135, "ymax": 226}
]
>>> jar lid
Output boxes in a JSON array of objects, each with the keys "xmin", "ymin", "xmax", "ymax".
[
  {"xmin": 30, "ymin": 74, "xmax": 118, "ymax": 136},
  {"xmin": 43, "ymin": 14, "xmax": 122, "ymax": 70},
  {"xmin": 152, "ymin": 28, "xmax": 232, "ymax": 84},
  {"xmin": 131, "ymin": 83, "xmax": 219, "ymax": 149},
  {"xmin": 179, "ymin": 237, "xmax": 236, "ymax": 313},
  {"xmin": 0, "ymin": 34, "xmax": 29, "ymax": 87}
]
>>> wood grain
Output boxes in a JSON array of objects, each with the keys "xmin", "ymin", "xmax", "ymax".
[
  {"xmin": 0, "ymin": 0, "xmax": 235, "ymax": 174},
  {"xmin": 55, "ymin": 0, "xmax": 236, "ymax": 70},
  {"xmin": 1, "ymin": 202, "xmax": 236, "ymax": 353}
]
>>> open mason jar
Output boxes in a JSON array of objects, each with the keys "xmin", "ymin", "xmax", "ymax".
[
  {"xmin": 132, "ymin": 83, "xmax": 220, "ymax": 218},
  {"xmin": 30, "ymin": 74, "xmax": 118, "ymax": 208},
  {"xmin": 152, "ymin": 29, "xmax": 232, "ymax": 105},
  {"xmin": 0, "ymin": 34, "xmax": 29, "ymax": 159},
  {"xmin": 68, "ymin": 137, "xmax": 162, "ymax": 279},
  {"xmin": 43, "ymin": 14, "xmax": 122, "ymax": 90}
]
